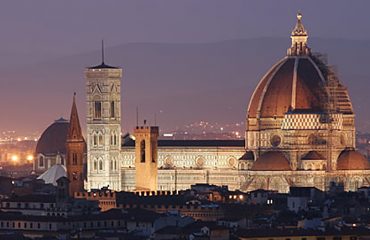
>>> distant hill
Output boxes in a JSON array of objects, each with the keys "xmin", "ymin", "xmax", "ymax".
[{"xmin": 1, "ymin": 38, "xmax": 370, "ymax": 135}]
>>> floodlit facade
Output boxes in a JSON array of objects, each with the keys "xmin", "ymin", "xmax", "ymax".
[{"xmin": 84, "ymin": 13, "xmax": 370, "ymax": 192}]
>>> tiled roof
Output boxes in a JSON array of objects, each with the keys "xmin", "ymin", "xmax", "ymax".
[
  {"xmin": 88, "ymin": 63, "xmax": 118, "ymax": 69},
  {"xmin": 36, "ymin": 119, "xmax": 69, "ymax": 155},
  {"xmin": 248, "ymin": 56, "xmax": 337, "ymax": 119},
  {"xmin": 122, "ymin": 139, "xmax": 244, "ymax": 148},
  {"xmin": 3, "ymin": 194, "xmax": 56, "ymax": 203},
  {"xmin": 301, "ymin": 151, "xmax": 325, "ymax": 160},
  {"xmin": 337, "ymin": 149, "xmax": 370, "ymax": 170},
  {"xmin": 251, "ymin": 151, "xmax": 291, "ymax": 171}
]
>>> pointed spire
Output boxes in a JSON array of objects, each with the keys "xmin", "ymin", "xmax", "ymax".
[
  {"xmin": 67, "ymin": 93, "xmax": 84, "ymax": 142},
  {"xmin": 287, "ymin": 12, "xmax": 311, "ymax": 56},
  {"xmin": 101, "ymin": 39, "xmax": 105, "ymax": 64},
  {"xmin": 87, "ymin": 40, "xmax": 119, "ymax": 69}
]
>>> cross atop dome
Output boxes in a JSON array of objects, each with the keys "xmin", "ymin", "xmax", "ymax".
[{"xmin": 287, "ymin": 12, "xmax": 311, "ymax": 56}]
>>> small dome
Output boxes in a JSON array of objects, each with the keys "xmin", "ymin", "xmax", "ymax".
[
  {"xmin": 239, "ymin": 151, "xmax": 255, "ymax": 161},
  {"xmin": 37, "ymin": 164, "xmax": 67, "ymax": 186},
  {"xmin": 251, "ymin": 151, "xmax": 291, "ymax": 171},
  {"xmin": 36, "ymin": 118, "xmax": 69, "ymax": 155},
  {"xmin": 337, "ymin": 150, "xmax": 369, "ymax": 170},
  {"xmin": 301, "ymin": 151, "xmax": 325, "ymax": 160}
]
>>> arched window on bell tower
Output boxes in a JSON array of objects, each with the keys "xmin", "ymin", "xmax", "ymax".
[
  {"xmin": 110, "ymin": 101, "xmax": 115, "ymax": 118},
  {"xmin": 99, "ymin": 160, "xmax": 103, "ymax": 170},
  {"xmin": 140, "ymin": 140, "xmax": 146, "ymax": 163},
  {"xmin": 94, "ymin": 101, "xmax": 102, "ymax": 119}
]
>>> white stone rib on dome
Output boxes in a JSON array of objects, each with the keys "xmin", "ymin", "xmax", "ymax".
[{"xmin": 37, "ymin": 164, "xmax": 67, "ymax": 186}]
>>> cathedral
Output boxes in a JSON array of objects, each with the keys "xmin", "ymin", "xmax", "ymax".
[{"xmin": 36, "ymin": 13, "xmax": 370, "ymax": 193}]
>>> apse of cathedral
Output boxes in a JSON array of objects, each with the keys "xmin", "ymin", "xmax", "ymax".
[{"xmin": 36, "ymin": 13, "xmax": 370, "ymax": 193}]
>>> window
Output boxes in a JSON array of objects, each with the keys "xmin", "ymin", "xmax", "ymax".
[
  {"xmin": 72, "ymin": 153, "xmax": 77, "ymax": 165},
  {"xmin": 111, "ymin": 133, "xmax": 117, "ymax": 146},
  {"xmin": 99, "ymin": 160, "xmax": 103, "ymax": 170},
  {"xmin": 140, "ymin": 140, "xmax": 146, "ymax": 163},
  {"xmin": 152, "ymin": 144, "xmax": 156, "ymax": 163},
  {"xmin": 110, "ymin": 101, "xmax": 115, "ymax": 118},
  {"xmin": 98, "ymin": 135, "xmax": 103, "ymax": 145},
  {"xmin": 39, "ymin": 156, "xmax": 44, "ymax": 167},
  {"xmin": 94, "ymin": 101, "xmax": 102, "ymax": 119},
  {"xmin": 93, "ymin": 135, "xmax": 98, "ymax": 146},
  {"xmin": 93, "ymin": 160, "xmax": 97, "ymax": 170}
]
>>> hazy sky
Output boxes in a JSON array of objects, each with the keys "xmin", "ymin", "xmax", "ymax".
[
  {"xmin": 1, "ymin": 0, "xmax": 370, "ymax": 59},
  {"xmin": 1, "ymin": 1, "xmax": 370, "ymax": 136}
]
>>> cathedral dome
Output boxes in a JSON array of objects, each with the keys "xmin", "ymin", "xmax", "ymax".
[
  {"xmin": 247, "ymin": 13, "xmax": 352, "ymax": 119},
  {"xmin": 337, "ymin": 150, "xmax": 370, "ymax": 170},
  {"xmin": 36, "ymin": 118, "xmax": 69, "ymax": 155},
  {"xmin": 251, "ymin": 151, "xmax": 291, "ymax": 171},
  {"xmin": 247, "ymin": 55, "xmax": 328, "ymax": 118}
]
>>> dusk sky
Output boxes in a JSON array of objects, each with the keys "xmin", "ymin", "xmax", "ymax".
[{"xmin": 2, "ymin": 1, "xmax": 370, "ymax": 137}]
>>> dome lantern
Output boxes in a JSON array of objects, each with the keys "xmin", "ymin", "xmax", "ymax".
[{"xmin": 288, "ymin": 12, "xmax": 311, "ymax": 56}]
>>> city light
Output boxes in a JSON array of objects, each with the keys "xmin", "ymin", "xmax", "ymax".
[
  {"xmin": 11, "ymin": 155, "xmax": 19, "ymax": 162},
  {"xmin": 26, "ymin": 155, "xmax": 34, "ymax": 161}
]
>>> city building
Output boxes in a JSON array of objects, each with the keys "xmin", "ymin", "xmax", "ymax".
[
  {"xmin": 241, "ymin": 13, "xmax": 370, "ymax": 192},
  {"xmin": 35, "ymin": 13, "xmax": 370, "ymax": 193}
]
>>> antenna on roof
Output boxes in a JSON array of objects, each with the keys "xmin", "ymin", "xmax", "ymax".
[
  {"xmin": 101, "ymin": 39, "xmax": 105, "ymax": 64},
  {"xmin": 136, "ymin": 106, "xmax": 139, "ymax": 126}
]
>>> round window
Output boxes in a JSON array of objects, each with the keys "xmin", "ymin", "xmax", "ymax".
[{"xmin": 270, "ymin": 135, "xmax": 281, "ymax": 147}]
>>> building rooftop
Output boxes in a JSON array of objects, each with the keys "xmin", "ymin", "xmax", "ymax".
[{"xmin": 122, "ymin": 138, "xmax": 244, "ymax": 148}]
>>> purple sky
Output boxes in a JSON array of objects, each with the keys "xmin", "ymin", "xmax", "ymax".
[{"xmin": 1, "ymin": 1, "xmax": 370, "ymax": 136}]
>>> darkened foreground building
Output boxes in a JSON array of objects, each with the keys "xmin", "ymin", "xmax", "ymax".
[{"xmin": 2, "ymin": 180, "xmax": 370, "ymax": 239}]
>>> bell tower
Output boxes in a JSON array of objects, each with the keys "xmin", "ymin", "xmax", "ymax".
[
  {"xmin": 66, "ymin": 94, "xmax": 85, "ymax": 196},
  {"xmin": 134, "ymin": 125, "xmax": 159, "ymax": 192},
  {"xmin": 86, "ymin": 42, "xmax": 122, "ymax": 191}
]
